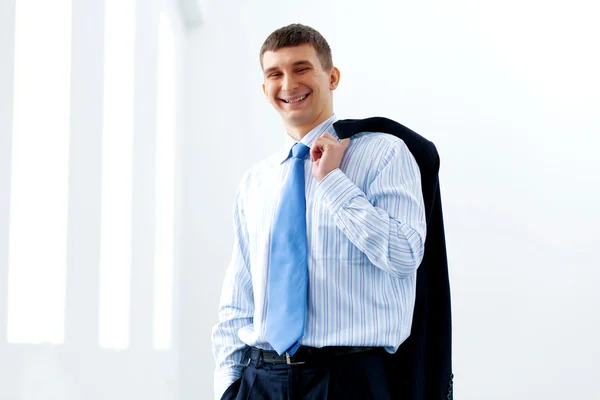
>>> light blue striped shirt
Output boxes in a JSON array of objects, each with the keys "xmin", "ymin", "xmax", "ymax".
[{"xmin": 212, "ymin": 114, "xmax": 427, "ymax": 399}]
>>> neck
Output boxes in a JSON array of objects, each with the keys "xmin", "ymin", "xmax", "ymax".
[{"xmin": 285, "ymin": 110, "xmax": 333, "ymax": 141}]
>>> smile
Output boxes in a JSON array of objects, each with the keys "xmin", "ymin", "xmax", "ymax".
[{"xmin": 280, "ymin": 92, "xmax": 311, "ymax": 104}]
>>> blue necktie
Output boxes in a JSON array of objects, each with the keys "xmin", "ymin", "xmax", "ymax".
[{"xmin": 265, "ymin": 142, "xmax": 310, "ymax": 356}]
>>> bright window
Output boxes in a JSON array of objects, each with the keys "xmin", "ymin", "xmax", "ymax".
[
  {"xmin": 7, "ymin": 0, "xmax": 72, "ymax": 345},
  {"xmin": 98, "ymin": 0, "xmax": 136, "ymax": 351},
  {"xmin": 154, "ymin": 13, "xmax": 177, "ymax": 350}
]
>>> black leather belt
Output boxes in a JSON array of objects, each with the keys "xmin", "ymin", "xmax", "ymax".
[{"xmin": 247, "ymin": 346, "xmax": 376, "ymax": 365}]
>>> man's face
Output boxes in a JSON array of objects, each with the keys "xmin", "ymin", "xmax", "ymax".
[{"xmin": 262, "ymin": 44, "xmax": 339, "ymax": 130}]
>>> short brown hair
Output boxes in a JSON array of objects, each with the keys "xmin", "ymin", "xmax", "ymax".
[{"xmin": 260, "ymin": 24, "xmax": 333, "ymax": 70}]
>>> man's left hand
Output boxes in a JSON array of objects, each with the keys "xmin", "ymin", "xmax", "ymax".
[{"xmin": 310, "ymin": 132, "xmax": 351, "ymax": 182}]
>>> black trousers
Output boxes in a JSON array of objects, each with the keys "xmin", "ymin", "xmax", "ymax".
[{"xmin": 220, "ymin": 348, "xmax": 392, "ymax": 400}]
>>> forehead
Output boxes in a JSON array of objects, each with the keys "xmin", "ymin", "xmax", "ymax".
[{"xmin": 262, "ymin": 44, "xmax": 319, "ymax": 69}]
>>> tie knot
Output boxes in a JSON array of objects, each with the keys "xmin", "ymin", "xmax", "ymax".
[{"xmin": 291, "ymin": 143, "xmax": 310, "ymax": 160}]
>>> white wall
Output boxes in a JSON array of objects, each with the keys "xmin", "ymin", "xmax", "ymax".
[
  {"xmin": 182, "ymin": 0, "xmax": 600, "ymax": 399},
  {"xmin": 1, "ymin": 0, "xmax": 186, "ymax": 399}
]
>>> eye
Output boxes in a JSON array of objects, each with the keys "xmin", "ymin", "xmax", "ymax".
[
  {"xmin": 297, "ymin": 68, "xmax": 309, "ymax": 73},
  {"xmin": 268, "ymin": 72, "xmax": 282, "ymax": 78}
]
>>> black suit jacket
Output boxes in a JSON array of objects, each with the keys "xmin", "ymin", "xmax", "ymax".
[{"xmin": 333, "ymin": 117, "xmax": 453, "ymax": 400}]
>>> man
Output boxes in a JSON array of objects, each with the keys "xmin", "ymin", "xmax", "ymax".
[{"xmin": 212, "ymin": 23, "xmax": 427, "ymax": 399}]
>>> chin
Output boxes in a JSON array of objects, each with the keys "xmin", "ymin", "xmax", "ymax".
[
  {"xmin": 280, "ymin": 106, "xmax": 312, "ymax": 119},
  {"xmin": 282, "ymin": 113, "xmax": 313, "ymax": 127}
]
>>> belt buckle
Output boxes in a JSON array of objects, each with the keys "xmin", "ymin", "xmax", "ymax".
[{"xmin": 285, "ymin": 352, "xmax": 306, "ymax": 365}]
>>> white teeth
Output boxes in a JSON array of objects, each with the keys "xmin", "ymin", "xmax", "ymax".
[{"xmin": 286, "ymin": 95, "xmax": 307, "ymax": 103}]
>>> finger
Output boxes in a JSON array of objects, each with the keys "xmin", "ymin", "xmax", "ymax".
[
  {"xmin": 340, "ymin": 138, "xmax": 350, "ymax": 148},
  {"xmin": 316, "ymin": 135, "xmax": 338, "ymax": 147},
  {"xmin": 313, "ymin": 137, "xmax": 334, "ymax": 150},
  {"xmin": 310, "ymin": 144, "xmax": 322, "ymax": 162},
  {"xmin": 320, "ymin": 132, "xmax": 340, "ymax": 145},
  {"xmin": 321, "ymin": 131, "xmax": 339, "ymax": 142},
  {"xmin": 311, "ymin": 150, "xmax": 322, "ymax": 162},
  {"xmin": 311, "ymin": 137, "xmax": 323, "ymax": 153}
]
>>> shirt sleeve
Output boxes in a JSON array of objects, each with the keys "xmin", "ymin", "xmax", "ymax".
[
  {"xmin": 315, "ymin": 138, "xmax": 427, "ymax": 278},
  {"xmin": 211, "ymin": 172, "xmax": 254, "ymax": 400}
]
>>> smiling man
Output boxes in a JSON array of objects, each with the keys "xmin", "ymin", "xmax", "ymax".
[
  {"xmin": 211, "ymin": 24, "xmax": 427, "ymax": 400},
  {"xmin": 261, "ymin": 40, "xmax": 338, "ymax": 149}
]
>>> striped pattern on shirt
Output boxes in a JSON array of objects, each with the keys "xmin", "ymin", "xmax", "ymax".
[{"xmin": 211, "ymin": 114, "xmax": 427, "ymax": 400}]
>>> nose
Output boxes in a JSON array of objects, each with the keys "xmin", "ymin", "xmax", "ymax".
[{"xmin": 281, "ymin": 74, "xmax": 299, "ymax": 93}]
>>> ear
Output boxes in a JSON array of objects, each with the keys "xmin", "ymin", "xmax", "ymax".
[
  {"xmin": 329, "ymin": 66, "xmax": 341, "ymax": 90},
  {"xmin": 262, "ymin": 83, "xmax": 270, "ymax": 103}
]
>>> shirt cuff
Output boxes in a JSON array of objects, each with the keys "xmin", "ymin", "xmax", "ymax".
[{"xmin": 315, "ymin": 168, "xmax": 364, "ymax": 215}]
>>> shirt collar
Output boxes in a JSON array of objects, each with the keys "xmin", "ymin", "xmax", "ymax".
[{"xmin": 280, "ymin": 113, "xmax": 340, "ymax": 164}]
